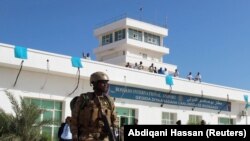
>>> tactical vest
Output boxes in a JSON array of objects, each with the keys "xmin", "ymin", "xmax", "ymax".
[{"xmin": 70, "ymin": 92, "xmax": 114, "ymax": 134}]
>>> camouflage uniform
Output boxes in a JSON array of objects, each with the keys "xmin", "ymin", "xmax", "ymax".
[{"xmin": 70, "ymin": 72, "xmax": 117, "ymax": 141}]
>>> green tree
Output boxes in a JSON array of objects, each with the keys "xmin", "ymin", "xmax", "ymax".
[{"xmin": 0, "ymin": 90, "xmax": 53, "ymax": 141}]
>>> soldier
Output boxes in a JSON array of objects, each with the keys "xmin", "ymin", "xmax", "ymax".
[{"xmin": 70, "ymin": 71, "xmax": 117, "ymax": 141}]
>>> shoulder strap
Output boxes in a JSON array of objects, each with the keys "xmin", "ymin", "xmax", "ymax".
[
  {"xmin": 79, "ymin": 93, "xmax": 91, "ymax": 108},
  {"xmin": 70, "ymin": 92, "xmax": 92, "ymax": 111},
  {"xmin": 104, "ymin": 95, "xmax": 115, "ymax": 110}
]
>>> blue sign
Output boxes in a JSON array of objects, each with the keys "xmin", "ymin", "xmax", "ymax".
[
  {"xmin": 71, "ymin": 57, "xmax": 83, "ymax": 68},
  {"xmin": 244, "ymin": 95, "xmax": 248, "ymax": 103},
  {"xmin": 14, "ymin": 46, "xmax": 28, "ymax": 59},
  {"xmin": 166, "ymin": 75, "xmax": 173, "ymax": 86},
  {"xmin": 244, "ymin": 95, "xmax": 250, "ymax": 109},
  {"xmin": 109, "ymin": 84, "xmax": 231, "ymax": 111}
]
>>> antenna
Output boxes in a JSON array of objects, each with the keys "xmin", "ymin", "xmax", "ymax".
[
  {"xmin": 137, "ymin": 0, "xmax": 143, "ymax": 20},
  {"xmin": 139, "ymin": 7, "xmax": 143, "ymax": 20},
  {"xmin": 165, "ymin": 16, "xmax": 168, "ymax": 28}
]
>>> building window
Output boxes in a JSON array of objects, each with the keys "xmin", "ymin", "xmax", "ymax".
[
  {"xmin": 102, "ymin": 33, "xmax": 113, "ymax": 45},
  {"xmin": 188, "ymin": 115, "xmax": 202, "ymax": 125},
  {"xmin": 115, "ymin": 29, "xmax": 125, "ymax": 41},
  {"xmin": 116, "ymin": 107, "xmax": 136, "ymax": 127},
  {"xmin": 161, "ymin": 112, "xmax": 177, "ymax": 125},
  {"xmin": 24, "ymin": 98, "xmax": 62, "ymax": 141},
  {"xmin": 218, "ymin": 117, "xmax": 234, "ymax": 125},
  {"xmin": 144, "ymin": 32, "xmax": 160, "ymax": 46},
  {"xmin": 128, "ymin": 28, "xmax": 142, "ymax": 41}
]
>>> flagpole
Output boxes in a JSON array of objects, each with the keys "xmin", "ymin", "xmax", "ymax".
[
  {"xmin": 139, "ymin": 7, "xmax": 143, "ymax": 21},
  {"xmin": 244, "ymin": 95, "xmax": 249, "ymax": 125},
  {"xmin": 246, "ymin": 109, "xmax": 248, "ymax": 125}
]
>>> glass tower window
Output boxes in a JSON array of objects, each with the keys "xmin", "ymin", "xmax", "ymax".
[
  {"xmin": 128, "ymin": 28, "xmax": 142, "ymax": 41},
  {"xmin": 102, "ymin": 33, "xmax": 113, "ymax": 45},
  {"xmin": 144, "ymin": 32, "xmax": 160, "ymax": 46},
  {"xmin": 115, "ymin": 29, "xmax": 125, "ymax": 41}
]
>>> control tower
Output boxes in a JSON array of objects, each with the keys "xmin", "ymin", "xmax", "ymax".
[{"xmin": 94, "ymin": 17, "xmax": 177, "ymax": 73}]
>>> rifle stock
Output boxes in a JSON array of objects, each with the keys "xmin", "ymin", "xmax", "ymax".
[{"xmin": 97, "ymin": 96, "xmax": 117, "ymax": 141}]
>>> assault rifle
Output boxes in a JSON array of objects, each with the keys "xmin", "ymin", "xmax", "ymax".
[{"xmin": 97, "ymin": 96, "xmax": 117, "ymax": 141}]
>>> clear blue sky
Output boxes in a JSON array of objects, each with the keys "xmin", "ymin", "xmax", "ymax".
[{"xmin": 0, "ymin": 0, "xmax": 249, "ymax": 90}]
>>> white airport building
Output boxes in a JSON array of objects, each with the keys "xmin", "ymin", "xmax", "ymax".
[{"xmin": 1, "ymin": 17, "xmax": 250, "ymax": 140}]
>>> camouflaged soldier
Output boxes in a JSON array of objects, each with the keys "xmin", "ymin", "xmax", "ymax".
[{"xmin": 70, "ymin": 71, "xmax": 117, "ymax": 141}]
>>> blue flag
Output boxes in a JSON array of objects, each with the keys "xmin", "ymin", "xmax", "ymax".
[
  {"xmin": 244, "ymin": 95, "xmax": 250, "ymax": 109},
  {"xmin": 166, "ymin": 75, "xmax": 173, "ymax": 86},
  {"xmin": 71, "ymin": 57, "xmax": 83, "ymax": 68},
  {"xmin": 14, "ymin": 46, "xmax": 28, "ymax": 59},
  {"xmin": 244, "ymin": 95, "xmax": 248, "ymax": 103}
]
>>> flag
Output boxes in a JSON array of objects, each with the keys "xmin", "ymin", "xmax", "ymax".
[
  {"xmin": 244, "ymin": 95, "xmax": 250, "ymax": 109},
  {"xmin": 166, "ymin": 75, "xmax": 173, "ymax": 86},
  {"xmin": 14, "ymin": 46, "xmax": 28, "ymax": 59},
  {"xmin": 71, "ymin": 57, "xmax": 83, "ymax": 68},
  {"xmin": 244, "ymin": 95, "xmax": 248, "ymax": 103}
]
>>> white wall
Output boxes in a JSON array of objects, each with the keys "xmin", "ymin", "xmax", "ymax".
[{"xmin": 1, "ymin": 43, "xmax": 250, "ymax": 124}]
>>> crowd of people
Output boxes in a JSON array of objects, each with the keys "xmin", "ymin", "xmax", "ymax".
[
  {"xmin": 186, "ymin": 72, "xmax": 202, "ymax": 82},
  {"xmin": 81, "ymin": 56, "xmax": 202, "ymax": 82},
  {"xmin": 81, "ymin": 54, "xmax": 202, "ymax": 82},
  {"xmin": 125, "ymin": 62, "xmax": 169, "ymax": 75},
  {"xmin": 125, "ymin": 62, "xmax": 202, "ymax": 82},
  {"xmin": 82, "ymin": 52, "xmax": 91, "ymax": 60}
]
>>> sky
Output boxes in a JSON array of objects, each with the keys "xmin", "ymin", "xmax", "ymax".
[{"xmin": 0, "ymin": 0, "xmax": 250, "ymax": 90}]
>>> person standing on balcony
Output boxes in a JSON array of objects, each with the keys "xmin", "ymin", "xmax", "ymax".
[
  {"xmin": 86, "ymin": 53, "xmax": 91, "ymax": 60},
  {"xmin": 187, "ymin": 72, "xmax": 193, "ymax": 80},
  {"xmin": 138, "ymin": 61, "xmax": 144, "ymax": 70},
  {"xmin": 148, "ymin": 63, "xmax": 154, "ymax": 72},
  {"xmin": 174, "ymin": 69, "xmax": 179, "ymax": 77},
  {"xmin": 125, "ymin": 62, "xmax": 132, "ymax": 68},
  {"xmin": 133, "ymin": 62, "xmax": 138, "ymax": 69},
  {"xmin": 164, "ymin": 68, "xmax": 168, "ymax": 75},
  {"xmin": 194, "ymin": 72, "xmax": 202, "ymax": 82}
]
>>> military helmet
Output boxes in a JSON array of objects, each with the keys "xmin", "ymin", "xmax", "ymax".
[{"xmin": 90, "ymin": 71, "xmax": 109, "ymax": 85}]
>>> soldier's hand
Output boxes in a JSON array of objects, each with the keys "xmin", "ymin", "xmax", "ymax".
[{"xmin": 98, "ymin": 121, "xmax": 104, "ymax": 127}]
